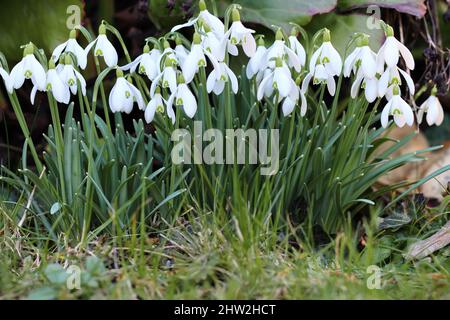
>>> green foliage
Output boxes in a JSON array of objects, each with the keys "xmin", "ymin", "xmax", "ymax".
[{"xmin": 1, "ymin": 103, "xmax": 186, "ymax": 243}]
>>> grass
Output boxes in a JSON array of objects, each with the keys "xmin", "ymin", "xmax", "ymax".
[{"xmin": 1, "ymin": 203, "xmax": 449, "ymax": 300}]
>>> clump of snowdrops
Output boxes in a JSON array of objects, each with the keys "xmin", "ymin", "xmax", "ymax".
[{"xmin": 0, "ymin": 0, "xmax": 446, "ymax": 243}]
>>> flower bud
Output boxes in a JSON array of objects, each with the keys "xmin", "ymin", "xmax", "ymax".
[
  {"xmin": 23, "ymin": 43, "xmax": 34, "ymax": 56},
  {"xmin": 69, "ymin": 29, "xmax": 77, "ymax": 39},
  {"xmin": 322, "ymin": 29, "xmax": 331, "ymax": 42},
  {"xmin": 275, "ymin": 29, "xmax": 283, "ymax": 41},
  {"xmin": 199, "ymin": 0, "xmax": 207, "ymax": 12},
  {"xmin": 48, "ymin": 59, "xmax": 56, "ymax": 70},
  {"xmin": 193, "ymin": 32, "xmax": 201, "ymax": 45},
  {"xmin": 232, "ymin": 8, "xmax": 240, "ymax": 22},
  {"xmin": 99, "ymin": 23, "xmax": 107, "ymax": 35}
]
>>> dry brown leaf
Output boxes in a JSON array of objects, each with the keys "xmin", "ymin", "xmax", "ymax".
[
  {"xmin": 374, "ymin": 126, "xmax": 429, "ymax": 188},
  {"xmin": 419, "ymin": 147, "xmax": 450, "ymax": 200}
]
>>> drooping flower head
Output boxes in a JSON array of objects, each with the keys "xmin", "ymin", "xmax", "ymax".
[
  {"xmin": 7, "ymin": 43, "xmax": 46, "ymax": 94},
  {"xmin": 302, "ymin": 29, "xmax": 342, "ymax": 96},
  {"xmin": 109, "ymin": 68, "xmax": 144, "ymax": 114},
  {"xmin": 85, "ymin": 23, "xmax": 118, "ymax": 68},
  {"xmin": 246, "ymin": 37, "xmax": 267, "ymax": 79},
  {"xmin": 171, "ymin": 0, "xmax": 224, "ymax": 37},
  {"xmin": 52, "ymin": 29, "xmax": 88, "ymax": 69},
  {"xmin": 59, "ymin": 54, "xmax": 87, "ymax": 96},
  {"xmin": 380, "ymin": 85, "xmax": 414, "ymax": 128},
  {"xmin": 121, "ymin": 43, "xmax": 161, "ymax": 81},
  {"xmin": 223, "ymin": 7, "xmax": 256, "ymax": 58},
  {"xmin": 166, "ymin": 73, "xmax": 197, "ymax": 119},
  {"xmin": 417, "ymin": 87, "xmax": 444, "ymax": 126},
  {"xmin": 344, "ymin": 34, "xmax": 378, "ymax": 102},
  {"xmin": 264, "ymin": 29, "xmax": 302, "ymax": 73},
  {"xmin": 376, "ymin": 24, "xmax": 414, "ymax": 72},
  {"xmin": 31, "ymin": 58, "xmax": 70, "ymax": 105},
  {"xmin": 145, "ymin": 86, "xmax": 176, "ymax": 124}
]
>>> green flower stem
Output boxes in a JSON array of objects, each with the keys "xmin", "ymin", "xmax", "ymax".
[
  {"xmin": 199, "ymin": 67, "xmax": 213, "ymax": 129},
  {"xmin": 47, "ymin": 94, "xmax": 67, "ymax": 204},
  {"xmin": 93, "ymin": 56, "xmax": 111, "ymax": 131},
  {"xmin": 8, "ymin": 92, "xmax": 43, "ymax": 172}
]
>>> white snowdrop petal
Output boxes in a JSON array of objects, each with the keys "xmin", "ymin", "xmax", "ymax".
[
  {"xmin": 396, "ymin": 38, "xmax": 415, "ymax": 70},
  {"xmin": 381, "ymin": 100, "xmax": 392, "ymax": 128},
  {"xmin": 52, "ymin": 41, "xmax": 68, "ymax": 62}
]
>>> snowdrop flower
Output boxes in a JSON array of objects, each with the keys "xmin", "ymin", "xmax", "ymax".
[
  {"xmin": 378, "ymin": 65, "xmax": 415, "ymax": 99},
  {"xmin": 264, "ymin": 29, "xmax": 302, "ymax": 72},
  {"xmin": 344, "ymin": 35, "xmax": 378, "ymax": 102},
  {"xmin": 59, "ymin": 55, "xmax": 87, "ymax": 96},
  {"xmin": 145, "ymin": 86, "xmax": 175, "ymax": 124},
  {"xmin": 380, "ymin": 85, "xmax": 414, "ymax": 128},
  {"xmin": 31, "ymin": 59, "xmax": 70, "ymax": 105},
  {"xmin": 302, "ymin": 29, "xmax": 342, "ymax": 96},
  {"xmin": 167, "ymin": 74, "xmax": 197, "ymax": 119},
  {"xmin": 223, "ymin": 8, "xmax": 256, "ymax": 58},
  {"xmin": 7, "ymin": 43, "xmax": 46, "ymax": 93},
  {"xmin": 52, "ymin": 29, "xmax": 88, "ymax": 69},
  {"xmin": 175, "ymin": 37, "xmax": 189, "ymax": 67},
  {"xmin": 376, "ymin": 25, "xmax": 414, "ymax": 71},
  {"xmin": 171, "ymin": 0, "xmax": 224, "ymax": 37},
  {"xmin": 85, "ymin": 23, "xmax": 118, "ymax": 67},
  {"xmin": 282, "ymin": 76, "xmax": 307, "ymax": 117},
  {"xmin": 201, "ymin": 23, "xmax": 226, "ymax": 61},
  {"xmin": 206, "ymin": 61, "xmax": 238, "ymax": 95},
  {"xmin": 257, "ymin": 58, "xmax": 293, "ymax": 101},
  {"xmin": 121, "ymin": 44, "xmax": 161, "ymax": 81},
  {"xmin": 109, "ymin": 69, "xmax": 144, "ymax": 114},
  {"xmin": 246, "ymin": 37, "xmax": 267, "ymax": 79},
  {"xmin": 182, "ymin": 33, "xmax": 208, "ymax": 83},
  {"xmin": 150, "ymin": 58, "xmax": 178, "ymax": 97},
  {"xmin": 287, "ymin": 27, "xmax": 306, "ymax": 68},
  {"xmin": 417, "ymin": 87, "xmax": 444, "ymax": 126}
]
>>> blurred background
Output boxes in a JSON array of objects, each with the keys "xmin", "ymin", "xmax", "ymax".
[{"xmin": 0, "ymin": 0, "xmax": 449, "ymax": 171}]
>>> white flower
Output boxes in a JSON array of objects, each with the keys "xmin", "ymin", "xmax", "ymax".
[
  {"xmin": 417, "ymin": 91, "xmax": 444, "ymax": 126},
  {"xmin": 376, "ymin": 25, "xmax": 414, "ymax": 71},
  {"xmin": 175, "ymin": 43, "xmax": 189, "ymax": 67},
  {"xmin": 171, "ymin": 0, "xmax": 224, "ymax": 37},
  {"xmin": 31, "ymin": 60, "xmax": 70, "ymax": 105},
  {"xmin": 59, "ymin": 56, "xmax": 87, "ymax": 96},
  {"xmin": 121, "ymin": 44, "xmax": 161, "ymax": 81},
  {"xmin": 257, "ymin": 59, "xmax": 293, "ymax": 100},
  {"xmin": 282, "ymin": 78, "xmax": 307, "ymax": 117},
  {"xmin": 7, "ymin": 44, "xmax": 46, "ymax": 93},
  {"xmin": 246, "ymin": 40, "xmax": 267, "ymax": 79},
  {"xmin": 201, "ymin": 28, "xmax": 224, "ymax": 60},
  {"xmin": 288, "ymin": 33, "xmax": 306, "ymax": 68},
  {"xmin": 52, "ymin": 29, "xmax": 88, "ymax": 69},
  {"xmin": 378, "ymin": 66, "xmax": 415, "ymax": 99},
  {"xmin": 145, "ymin": 87, "xmax": 176, "ymax": 124},
  {"xmin": 380, "ymin": 86, "xmax": 414, "ymax": 128},
  {"xmin": 223, "ymin": 8, "xmax": 256, "ymax": 58},
  {"xmin": 109, "ymin": 70, "xmax": 144, "ymax": 114},
  {"xmin": 206, "ymin": 61, "xmax": 238, "ymax": 95},
  {"xmin": 150, "ymin": 59, "xmax": 178, "ymax": 97},
  {"xmin": 182, "ymin": 34, "xmax": 207, "ymax": 84},
  {"xmin": 182, "ymin": 33, "xmax": 222, "ymax": 84},
  {"xmin": 302, "ymin": 30, "xmax": 342, "ymax": 96},
  {"xmin": 85, "ymin": 24, "xmax": 118, "ymax": 67},
  {"xmin": 264, "ymin": 32, "xmax": 302, "ymax": 72},
  {"xmin": 344, "ymin": 37, "xmax": 378, "ymax": 102},
  {"xmin": 167, "ymin": 79, "xmax": 197, "ymax": 119}
]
